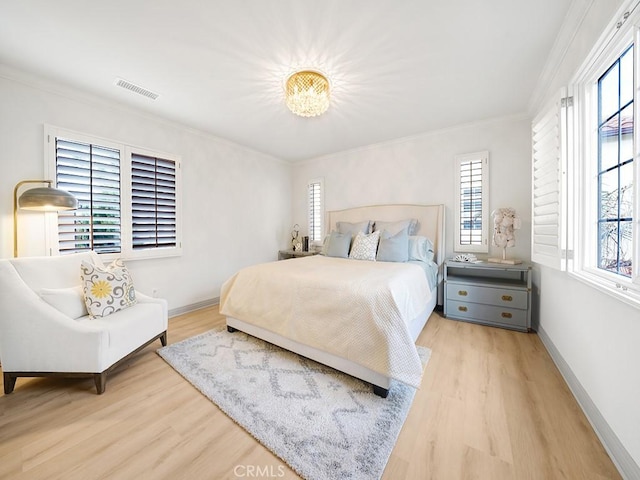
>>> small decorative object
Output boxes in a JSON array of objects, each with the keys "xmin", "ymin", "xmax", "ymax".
[
  {"xmin": 453, "ymin": 253, "xmax": 479, "ymax": 263},
  {"xmin": 303, "ymin": 236, "xmax": 309, "ymax": 252},
  {"xmin": 291, "ymin": 224, "xmax": 300, "ymax": 251},
  {"xmin": 488, "ymin": 207, "xmax": 522, "ymax": 264}
]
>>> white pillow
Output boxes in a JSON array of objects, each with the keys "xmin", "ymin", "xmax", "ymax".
[
  {"xmin": 408, "ymin": 235, "xmax": 434, "ymax": 262},
  {"xmin": 349, "ymin": 231, "xmax": 380, "ymax": 261},
  {"xmin": 39, "ymin": 285, "xmax": 88, "ymax": 319},
  {"xmin": 81, "ymin": 259, "xmax": 137, "ymax": 318}
]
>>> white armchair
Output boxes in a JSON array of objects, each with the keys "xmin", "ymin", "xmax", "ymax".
[{"xmin": 0, "ymin": 252, "xmax": 168, "ymax": 394}]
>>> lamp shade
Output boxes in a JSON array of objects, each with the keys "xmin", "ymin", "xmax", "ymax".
[{"xmin": 19, "ymin": 186, "xmax": 77, "ymax": 211}]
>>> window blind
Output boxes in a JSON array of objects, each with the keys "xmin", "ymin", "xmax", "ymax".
[
  {"xmin": 55, "ymin": 138, "xmax": 121, "ymax": 254},
  {"xmin": 531, "ymin": 89, "xmax": 568, "ymax": 270},
  {"xmin": 454, "ymin": 151, "xmax": 488, "ymax": 253},
  {"xmin": 131, "ymin": 153, "xmax": 177, "ymax": 250},
  {"xmin": 459, "ymin": 158, "xmax": 484, "ymax": 246},
  {"xmin": 308, "ymin": 180, "xmax": 322, "ymax": 242}
]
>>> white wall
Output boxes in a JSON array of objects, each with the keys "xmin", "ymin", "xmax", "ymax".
[
  {"xmin": 291, "ymin": 114, "xmax": 532, "ymax": 262},
  {"xmin": 0, "ymin": 70, "xmax": 292, "ymax": 311},
  {"xmin": 533, "ymin": 0, "xmax": 640, "ymax": 474}
]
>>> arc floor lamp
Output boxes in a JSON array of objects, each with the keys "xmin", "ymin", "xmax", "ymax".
[{"xmin": 13, "ymin": 180, "xmax": 77, "ymax": 257}]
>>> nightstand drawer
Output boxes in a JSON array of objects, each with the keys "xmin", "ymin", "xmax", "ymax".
[
  {"xmin": 446, "ymin": 282, "xmax": 528, "ymax": 309},
  {"xmin": 446, "ymin": 300, "xmax": 528, "ymax": 330}
]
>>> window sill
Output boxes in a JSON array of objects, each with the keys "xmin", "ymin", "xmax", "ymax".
[
  {"xmin": 98, "ymin": 247, "xmax": 182, "ymax": 263},
  {"xmin": 569, "ymin": 269, "xmax": 640, "ymax": 311}
]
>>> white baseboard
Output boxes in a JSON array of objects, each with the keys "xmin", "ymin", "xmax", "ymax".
[
  {"xmin": 168, "ymin": 297, "xmax": 219, "ymax": 318},
  {"xmin": 537, "ymin": 326, "xmax": 640, "ymax": 480}
]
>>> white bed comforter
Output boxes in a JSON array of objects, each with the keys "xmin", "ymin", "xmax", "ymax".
[{"xmin": 219, "ymin": 255, "xmax": 431, "ymax": 388}]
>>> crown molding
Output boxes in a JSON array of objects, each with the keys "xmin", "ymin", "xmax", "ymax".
[{"xmin": 527, "ymin": 0, "xmax": 594, "ymax": 116}]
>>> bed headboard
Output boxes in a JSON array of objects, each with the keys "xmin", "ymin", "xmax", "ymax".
[{"xmin": 327, "ymin": 204, "xmax": 446, "ymax": 267}]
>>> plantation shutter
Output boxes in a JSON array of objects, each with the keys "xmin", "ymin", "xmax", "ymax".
[
  {"xmin": 131, "ymin": 153, "xmax": 178, "ymax": 250},
  {"xmin": 55, "ymin": 138, "xmax": 121, "ymax": 254},
  {"xmin": 531, "ymin": 88, "xmax": 569, "ymax": 270},
  {"xmin": 307, "ymin": 180, "xmax": 323, "ymax": 242},
  {"xmin": 454, "ymin": 151, "xmax": 489, "ymax": 253},
  {"xmin": 459, "ymin": 157, "xmax": 484, "ymax": 246}
]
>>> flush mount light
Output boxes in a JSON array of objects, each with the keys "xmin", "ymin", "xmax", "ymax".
[{"xmin": 285, "ymin": 70, "xmax": 330, "ymax": 117}]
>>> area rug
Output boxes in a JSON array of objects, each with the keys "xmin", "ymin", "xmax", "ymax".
[{"xmin": 157, "ymin": 328, "xmax": 430, "ymax": 480}]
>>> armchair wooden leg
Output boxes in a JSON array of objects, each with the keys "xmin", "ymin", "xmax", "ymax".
[
  {"xmin": 160, "ymin": 331, "xmax": 167, "ymax": 347},
  {"xmin": 3, "ymin": 372, "xmax": 17, "ymax": 394},
  {"xmin": 94, "ymin": 372, "xmax": 107, "ymax": 395}
]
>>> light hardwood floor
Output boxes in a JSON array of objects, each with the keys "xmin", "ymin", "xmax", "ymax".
[{"xmin": 0, "ymin": 307, "xmax": 621, "ymax": 480}]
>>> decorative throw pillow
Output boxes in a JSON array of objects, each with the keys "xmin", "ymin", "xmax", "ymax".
[
  {"xmin": 81, "ymin": 259, "xmax": 137, "ymax": 318},
  {"xmin": 349, "ymin": 230, "xmax": 381, "ymax": 261},
  {"xmin": 324, "ymin": 231, "xmax": 352, "ymax": 258},
  {"xmin": 39, "ymin": 285, "xmax": 88, "ymax": 319},
  {"xmin": 377, "ymin": 228, "xmax": 409, "ymax": 262}
]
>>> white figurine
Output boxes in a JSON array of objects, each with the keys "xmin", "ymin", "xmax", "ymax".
[{"xmin": 489, "ymin": 207, "xmax": 522, "ymax": 264}]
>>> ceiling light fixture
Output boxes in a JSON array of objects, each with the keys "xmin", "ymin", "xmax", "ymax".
[{"xmin": 285, "ymin": 70, "xmax": 330, "ymax": 117}]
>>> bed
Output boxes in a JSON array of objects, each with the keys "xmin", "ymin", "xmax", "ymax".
[{"xmin": 220, "ymin": 204, "xmax": 445, "ymax": 397}]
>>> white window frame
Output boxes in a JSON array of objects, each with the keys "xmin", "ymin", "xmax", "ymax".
[
  {"xmin": 307, "ymin": 177, "xmax": 324, "ymax": 245},
  {"xmin": 454, "ymin": 151, "xmax": 489, "ymax": 253},
  {"xmin": 569, "ymin": 3, "xmax": 640, "ymax": 308},
  {"xmin": 44, "ymin": 125, "xmax": 182, "ymax": 260}
]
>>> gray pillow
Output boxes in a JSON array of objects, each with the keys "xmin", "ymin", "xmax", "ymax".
[
  {"xmin": 377, "ymin": 228, "xmax": 409, "ymax": 262},
  {"xmin": 325, "ymin": 231, "xmax": 352, "ymax": 258},
  {"xmin": 336, "ymin": 221, "xmax": 371, "ymax": 236},
  {"xmin": 373, "ymin": 219, "xmax": 418, "ymax": 236}
]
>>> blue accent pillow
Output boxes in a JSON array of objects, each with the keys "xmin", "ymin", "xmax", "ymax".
[
  {"xmin": 376, "ymin": 228, "xmax": 409, "ymax": 262},
  {"xmin": 324, "ymin": 231, "xmax": 352, "ymax": 258}
]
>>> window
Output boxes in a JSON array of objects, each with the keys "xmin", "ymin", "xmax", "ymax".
[
  {"xmin": 538, "ymin": 3, "xmax": 640, "ymax": 307},
  {"xmin": 454, "ymin": 151, "xmax": 489, "ymax": 252},
  {"xmin": 596, "ymin": 46, "xmax": 634, "ymax": 277},
  {"xmin": 45, "ymin": 126, "xmax": 182, "ymax": 259},
  {"xmin": 131, "ymin": 152, "xmax": 178, "ymax": 250},
  {"xmin": 572, "ymin": 11, "xmax": 640, "ymax": 304},
  {"xmin": 55, "ymin": 137, "xmax": 122, "ymax": 254},
  {"xmin": 307, "ymin": 178, "xmax": 323, "ymax": 243}
]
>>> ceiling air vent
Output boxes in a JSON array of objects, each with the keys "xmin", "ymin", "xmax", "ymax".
[{"xmin": 114, "ymin": 78, "xmax": 159, "ymax": 100}]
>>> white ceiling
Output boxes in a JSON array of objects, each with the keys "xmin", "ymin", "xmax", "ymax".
[{"xmin": 0, "ymin": 1, "xmax": 572, "ymax": 162}]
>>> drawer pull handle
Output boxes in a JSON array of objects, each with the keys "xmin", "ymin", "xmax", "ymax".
[
  {"xmin": 458, "ymin": 290, "xmax": 468, "ymax": 296},
  {"xmin": 502, "ymin": 295, "xmax": 513, "ymax": 302},
  {"xmin": 501, "ymin": 312, "xmax": 513, "ymax": 319},
  {"xmin": 458, "ymin": 306, "xmax": 468, "ymax": 312}
]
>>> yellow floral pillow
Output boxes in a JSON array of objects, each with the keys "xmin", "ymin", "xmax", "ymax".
[{"xmin": 81, "ymin": 259, "xmax": 137, "ymax": 318}]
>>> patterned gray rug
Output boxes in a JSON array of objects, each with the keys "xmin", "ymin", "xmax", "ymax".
[{"xmin": 157, "ymin": 328, "xmax": 430, "ymax": 480}]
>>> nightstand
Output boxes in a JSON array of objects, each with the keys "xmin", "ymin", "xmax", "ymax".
[
  {"xmin": 278, "ymin": 250, "xmax": 319, "ymax": 260},
  {"xmin": 443, "ymin": 260, "xmax": 532, "ymax": 332}
]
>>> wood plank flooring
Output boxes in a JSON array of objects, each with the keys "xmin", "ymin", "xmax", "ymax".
[{"xmin": 0, "ymin": 307, "xmax": 621, "ymax": 479}]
